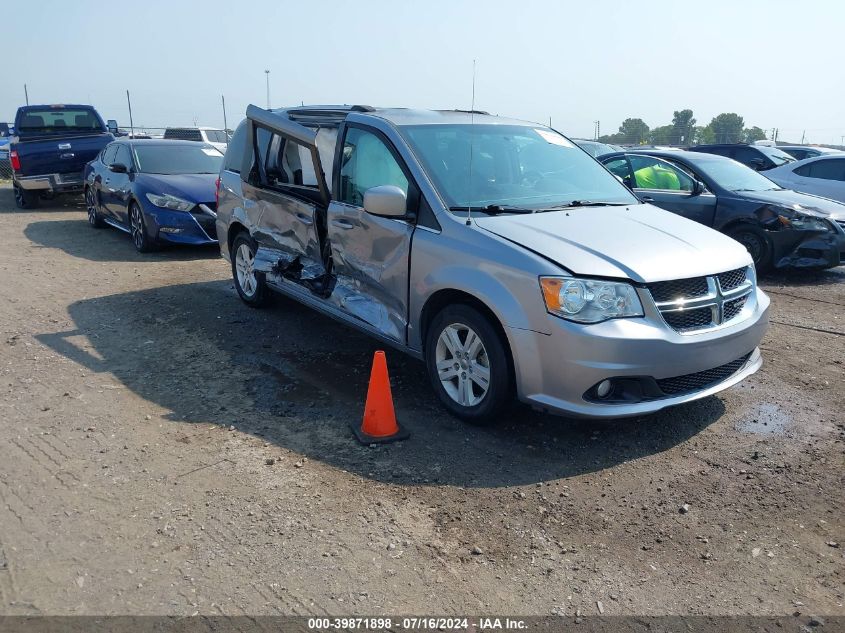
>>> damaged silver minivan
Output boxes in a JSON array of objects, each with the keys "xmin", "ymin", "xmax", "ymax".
[{"xmin": 215, "ymin": 105, "xmax": 770, "ymax": 423}]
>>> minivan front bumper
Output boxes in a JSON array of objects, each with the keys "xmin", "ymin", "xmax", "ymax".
[{"xmin": 509, "ymin": 289, "xmax": 770, "ymax": 419}]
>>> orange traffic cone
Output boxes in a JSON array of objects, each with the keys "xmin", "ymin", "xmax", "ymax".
[{"xmin": 351, "ymin": 351, "xmax": 409, "ymax": 444}]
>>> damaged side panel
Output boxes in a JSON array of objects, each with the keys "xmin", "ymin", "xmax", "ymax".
[
  {"xmin": 249, "ymin": 189, "xmax": 326, "ymax": 277},
  {"xmin": 327, "ymin": 203, "xmax": 414, "ymax": 342}
]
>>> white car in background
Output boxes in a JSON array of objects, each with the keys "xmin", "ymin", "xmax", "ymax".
[
  {"xmin": 163, "ymin": 127, "xmax": 230, "ymax": 153},
  {"xmin": 765, "ymin": 154, "xmax": 845, "ymax": 204}
]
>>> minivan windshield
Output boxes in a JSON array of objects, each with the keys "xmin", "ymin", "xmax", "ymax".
[
  {"xmin": 401, "ymin": 124, "xmax": 638, "ymax": 211},
  {"xmin": 133, "ymin": 144, "xmax": 223, "ymax": 175},
  {"xmin": 695, "ymin": 157, "xmax": 782, "ymax": 192}
]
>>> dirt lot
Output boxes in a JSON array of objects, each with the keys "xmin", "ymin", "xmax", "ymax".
[{"xmin": 0, "ymin": 184, "xmax": 842, "ymax": 617}]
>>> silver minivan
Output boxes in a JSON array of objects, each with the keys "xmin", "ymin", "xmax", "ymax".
[{"xmin": 215, "ymin": 105, "xmax": 769, "ymax": 424}]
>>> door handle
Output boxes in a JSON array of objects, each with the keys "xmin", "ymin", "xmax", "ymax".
[
  {"xmin": 331, "ymin": 218, "xmax": 355, "ymax": 230},
  {"xmin": 640, "ymin": 196, "xmax": 654, "ymax": 202},
  {"xmin": 295, "ymin": 212, "xmax": 313, "ymax": 226}
]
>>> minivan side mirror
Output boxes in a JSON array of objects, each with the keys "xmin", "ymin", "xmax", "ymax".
[
  {"xmin": 107, "ymin": 119, "xmax": 119, "ymax": 134},
  {"xmin": 109, "ymin": 163, "xmax": 128, "ymax": 174},
  {"xmin": 692, "ymin": 180, "xmax": 706, "ymax": 195},
  {"xmin": 363, "ymin": 185, "xmax": 407, "ymax": 217}
]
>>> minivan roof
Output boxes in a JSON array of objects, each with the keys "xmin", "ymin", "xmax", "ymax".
[{"xmin": 272, "ymin": 105, "xmax": 537, "ymax": 128}]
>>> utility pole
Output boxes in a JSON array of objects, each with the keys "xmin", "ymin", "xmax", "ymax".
[
  {"xmin": 24, "ymin": 84, "xmax": 29, "ymax": 105},
  {"xmin": 126, "ymin": 90, "xmax": 134, "ymax": 137},
  {"xmin": 265, "ymin": 70, "xmax": 271, "ymax": 109},
  {"xmin": 222, "ymin": 95, "xmax": 229, "ymax": 147},
  {"xmin": 800, "ymin": 130, "xmax": 805, "ymax": 145}
]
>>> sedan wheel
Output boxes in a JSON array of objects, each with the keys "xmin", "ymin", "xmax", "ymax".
[
  {"xmin": 129, "ymin": 203, "xmax": 154, "ymax": 253},
  {"xmin": 86, "ymin": 188, "xmax": 105, "ymax": 228}
]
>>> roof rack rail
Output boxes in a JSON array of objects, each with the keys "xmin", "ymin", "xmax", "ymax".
[{"xmin": 449, "ymin": 109, "xmax": 490, "ymax": 115}]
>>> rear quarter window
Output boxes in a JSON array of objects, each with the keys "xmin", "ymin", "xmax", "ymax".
[{"xmin": 223, "ymin": 122, "xmax": 248, "ymax": 173}]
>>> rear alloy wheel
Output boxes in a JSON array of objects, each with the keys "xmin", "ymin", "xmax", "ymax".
[
  {"xmin": 425, "ymin": 304, "xmax": 512, "ymax": 424},
  {"xmin": 232, "ymin": 233, "xmax": 267, "ymax": 307},
  {"xmin": 727, "ymin": 224, "xmax": 771, "ymax": 271},
  {"xmin": 129, "ymin": 202, "xmax": 155, "ymax": 253},
  {"xmin": 85, "ymin": 187, "xmax": 105, "ymax": 228},
  {"xmin": 13, "ymin": 184, "xmax": 39, "ymax": 209}
]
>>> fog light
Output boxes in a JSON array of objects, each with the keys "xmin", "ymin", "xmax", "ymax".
[
  {"xmin": 596, "ymin": 380, "xmax": 612, "ymax": 399},
  {"xmin": 159, "ymin": 227, "xmax": 184, "ymax": 234}
]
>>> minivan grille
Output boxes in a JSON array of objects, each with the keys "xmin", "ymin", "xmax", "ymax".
[
  {"xmin": 648, "ymin": 267, "xmax": 753, "ymax": 333},
  {"xmin": 657, "ymin": 353, "xmax": 752, "ymax": 396},
  {"xmin": 717, "ymin": 267, "xmax": 747, "ymax": 292},
  {"xmin": 648, "ymin": 277, "xmax": 709, "ymax": 303}
]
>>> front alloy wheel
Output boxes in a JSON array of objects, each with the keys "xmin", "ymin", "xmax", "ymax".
[
  {"xmin": 129, "ymin": 203, "xmax": 154, "ymax": 252},
  {"xmin": 435, "ymin": 323, "xmax": 491, "ymax": 407},
  {"xmin": 425, "ymin": 304, "xmax": 512, "ymax": 424}
]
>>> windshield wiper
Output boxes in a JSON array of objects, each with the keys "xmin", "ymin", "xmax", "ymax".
[
  {"xmin": 449, "ymin": 205, "xmax": 535, "ymax": 215},
  {"xmin": 536, "ymin": 200, "xmax": 630, "ymax": 211}
]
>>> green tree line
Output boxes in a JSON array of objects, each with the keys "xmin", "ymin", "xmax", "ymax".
[{"xmin": 599, "ymin": 110, "xmax": 768, "ymax": 146}]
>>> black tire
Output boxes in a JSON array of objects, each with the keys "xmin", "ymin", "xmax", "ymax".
[
  {"xmin": 85, "ymin": 187, "xmax": 105, "ymax": 228},
  {"xmin": 425, "ymin": 304, "xmax": 512, "ymax": 425},
  {"xmin": 726, "ymin": 224, "xmax": 771, "ymax": 271},
  {"xmin": 231, "ymin": 233, "xmax": 268, "ymax": 307},
  {"xmin": 129, "ymin": 201, "xmax": 156, "ymax": 253},
  {"xmin": 13, "ymin": 184, "xmax": 39, "ymax": 209}
]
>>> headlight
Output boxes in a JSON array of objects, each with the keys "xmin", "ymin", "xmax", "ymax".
[
  {"xmin": 540, "ymin": 276, "xmax": 644, "ymax": 323},
  {"xmin": 145, "ymin": 193, "xmax": 194, "ymax": 211},
  {"xmin": 771, "ymin": 206, "xmax": 831, "ymax": 232}
]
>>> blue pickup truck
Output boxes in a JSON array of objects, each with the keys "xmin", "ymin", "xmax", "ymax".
[{"xmin": 10, "ymin": 104, "xmax": 114, "ymax": 208}]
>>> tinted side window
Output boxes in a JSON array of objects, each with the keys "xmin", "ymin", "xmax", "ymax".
[
  {"xmin": 700, "ymin": 146, "xmax": 732, "ymax": 158},
  {"xmin": 223, "ymin": 122, "xmax": 248, "ymax": 173},
  {"xmin": 803, "ymin": 159, "xmax": 845, "ymax": 181},
  {"xmin": 732, "ymin": 147, "xmax": 762, "ymax": 165},
  {"xmin": 629, "ymin": 155, "xmax": 694, "ymax": 191},
  {"xmin": 101, "ymin": 144, "xmax": 118, "ymax": 166},
  {"xmin": 603, "ymin": 157, "xmax": 632, "ymax": 181},
  {"xmin": 339, "ymin": 127, "xmax": 409, "ymax": 207},
  {"xmin": 113, "ymin": 145, "xmax": 133, "ymax": 169}
]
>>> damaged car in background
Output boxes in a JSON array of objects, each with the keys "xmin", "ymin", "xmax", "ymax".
[
  {"xmin": 600, "ymin": 149, "xmax": 845, "ymax": 270},
  {"xmin": 216, "ymin": 105, "xmax": 770, "ymax": 423}
]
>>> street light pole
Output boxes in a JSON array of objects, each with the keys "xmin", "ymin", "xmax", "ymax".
[{"xmin": 265, "ymin": 70, "xmax": 270, "ymax": 109}]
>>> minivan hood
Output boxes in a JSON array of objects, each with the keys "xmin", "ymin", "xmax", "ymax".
[
  {"xmin": 474, "ymin": 203, "xmax": 751, "ymax": 283},
  {"xmin": 737, "ymin": 188, "xmax": 845, "ymax": 221}
]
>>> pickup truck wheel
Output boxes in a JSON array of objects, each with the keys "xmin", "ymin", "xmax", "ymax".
[
  {"xmin": 13, "ymin": 184, "xmax": 39, "ymax": 209},
  {"xmin": 129, "ymin": 202, "xmax": 155, "ymax": 253},
  {"xmin": 232, "ymin": 233, "xmax": 267, "ymax": 307},
  {"xmin": 85, "ymin": 187, "xmax": 105, "ymax": 228},
  {"xmin": 726, "ymin": 224, "xmax": 771, "ymax": 271},
  {"xmin": 425, "ymin": 304, "xmax": 512, "ymax": 425}
]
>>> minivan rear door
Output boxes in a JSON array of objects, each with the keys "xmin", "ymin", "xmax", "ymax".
[{"xmin": 241, "ymin": 105, "xmax": 331, "ymax": 281}]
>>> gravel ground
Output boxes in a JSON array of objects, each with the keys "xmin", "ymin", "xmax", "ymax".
[{"xmin": 0, "ymin": 185, "xmax": 842, "ymax": 617}]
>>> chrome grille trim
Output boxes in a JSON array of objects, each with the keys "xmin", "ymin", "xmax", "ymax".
[{"xmin": 648, "ymin": 267, "xmax": 755, "ymax": 334}]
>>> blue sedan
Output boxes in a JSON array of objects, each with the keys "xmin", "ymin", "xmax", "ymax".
[{"xmin": 83, "ymin": 139, "xmax": 223, "ymax": 252}]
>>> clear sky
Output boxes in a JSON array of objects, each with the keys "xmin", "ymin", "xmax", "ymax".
[{"xmin": 5, "ymin": 0, "xmax": 844, "ymax": 144}]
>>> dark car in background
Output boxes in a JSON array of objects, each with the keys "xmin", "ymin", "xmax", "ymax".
[
  {"xmin": 600, "ymin": 149, "xmax": 845, "ymax": 270},
  {"xmin": 83, "ymin": 139, "xmax": 223, "ymax": 252},
  {"xmin": 687, "ymin": 143, "xmax": 795, "ymax": 172},
  {"xmin": 573, "ymin": 139, "xmax": 621, "ymax": 158},
  {"xmin": 9, "ymin": 104, "xmax": 113, "ymax": 208}
]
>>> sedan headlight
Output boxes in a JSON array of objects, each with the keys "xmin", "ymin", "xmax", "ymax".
[
  {"xmin": 145, "ymin": 193, "xmax": 194, "ymax": 211},
  {"xmin": 540, "ymin": 276, "xmax": 644, "ymax": 323},
  {"xmin": 771, "ymin": 206, "xmax": 831, "ymax": 232}
]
